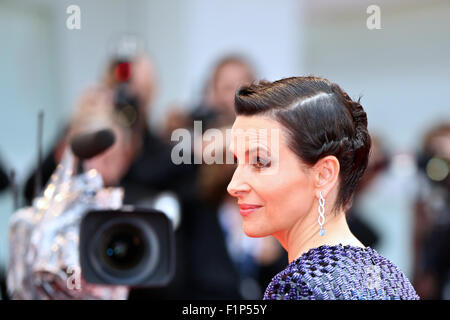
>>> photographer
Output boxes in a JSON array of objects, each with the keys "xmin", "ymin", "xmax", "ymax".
[
  {"xmin": 413, "ymin": 123, "xmax": 450, "ymax": 299},
  {"xmin": 23, "ymin": 53, "xmax": 190, "ymax": 205}
]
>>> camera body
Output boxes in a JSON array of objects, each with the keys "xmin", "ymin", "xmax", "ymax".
[{"xmin": 79, "ymin": 206, "xmax": 175, "ymax": 287}]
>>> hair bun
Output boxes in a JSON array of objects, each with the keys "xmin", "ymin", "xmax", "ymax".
[
  {"xmin": 331, "ymin": 84, "xmax": 368, "ymax": 147},
  {"xmin": 330, "ymin": 83, "xmax": 371, "ymax": 173},
  {"xmin": 350, "ymin": 99, "xmax": 368, "ymax": 152}
]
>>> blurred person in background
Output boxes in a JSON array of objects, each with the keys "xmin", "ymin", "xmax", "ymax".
[
  {"xmin": 162, "ymin": 54, "xmax": 255, "ymax": 144},
  {"xmin": 413, "ymin": 123, "xmax": 450, "ymax": 300},
  {"xmin": 108, "ymin": 53, "xmax": 194, "ymax": 205},
  {"xmin": 189, "ymin": 55, "xmax": 255, "ymax": 130}
]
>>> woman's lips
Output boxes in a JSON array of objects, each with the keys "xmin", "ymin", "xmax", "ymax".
[{"xmin": 238, "ymin": 204, "xmax": 263, "ymax": 216}]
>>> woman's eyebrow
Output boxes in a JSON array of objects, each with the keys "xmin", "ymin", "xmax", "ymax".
[
  {"xmin": 231, "ymin": 146, "xmax": 271, "ymax": 156},
  {"xmin": 229, "ymin": 144, "xmax": 271, "ymax": 159}
]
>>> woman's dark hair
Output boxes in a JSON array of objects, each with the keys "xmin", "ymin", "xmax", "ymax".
[{"xmin": 234, "ymin": 76, "xmax": 371, "ymax": 214}]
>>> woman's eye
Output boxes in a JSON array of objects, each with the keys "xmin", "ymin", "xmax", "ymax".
[{"xmin": 253, "ymin": 157, "xmax": 271, "ymax": 169}]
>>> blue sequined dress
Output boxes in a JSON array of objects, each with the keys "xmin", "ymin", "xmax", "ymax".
[{"xmin": 264, "ymin": 244, "xmax": 420, "ymax": 300}]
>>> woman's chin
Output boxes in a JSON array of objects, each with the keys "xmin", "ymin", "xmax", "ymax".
[{"xmin": 243, "ymin": 223, "xmax": 269, "ymax": 238}]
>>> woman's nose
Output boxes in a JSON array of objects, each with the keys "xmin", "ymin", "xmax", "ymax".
[{"xmin": 227, "ymin": 168, "xmax": 251, "ymax": 197}]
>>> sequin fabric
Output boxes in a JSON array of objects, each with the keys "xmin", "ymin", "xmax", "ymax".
[{"xmin": 264, "ymin": 244, "xmax": 420, "ymax": 300}]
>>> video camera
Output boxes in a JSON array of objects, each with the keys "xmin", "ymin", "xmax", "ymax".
[{"xmin": 8, "ymin": 128, "xmax": 176, "ymax": 299}]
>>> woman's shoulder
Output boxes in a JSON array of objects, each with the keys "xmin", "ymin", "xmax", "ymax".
[{"xmin": 263, "ymin": 244, "xmax": 420, "ymax": 300}]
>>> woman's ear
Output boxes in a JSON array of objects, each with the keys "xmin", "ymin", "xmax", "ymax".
[{"xmin": 313, "ymin": 155, "xmax": 340, "ymax": 198}]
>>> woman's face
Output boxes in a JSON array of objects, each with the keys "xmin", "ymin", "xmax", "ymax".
[{"xmin": 227, "ymin": 115, "xmax": 316, "ymax": 238}]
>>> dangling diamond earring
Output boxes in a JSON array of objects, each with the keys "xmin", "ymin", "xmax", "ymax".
[{"xmin": 318, "ymin": 191, "xmax": 326, "ymax": 236}]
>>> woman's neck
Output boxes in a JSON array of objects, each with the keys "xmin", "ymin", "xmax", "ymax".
[{"xmin": 275, "ymin": 208, "xmax": 365, "ymax": 263}]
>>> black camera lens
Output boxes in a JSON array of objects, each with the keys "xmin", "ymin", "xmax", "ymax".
[
  {"xmin": 99, "ymin": 223, "xmax": 147, "ymax": 271},
  {"xmin": 81, "ymin": 209, "xmax": 174, "ymax": 286}
]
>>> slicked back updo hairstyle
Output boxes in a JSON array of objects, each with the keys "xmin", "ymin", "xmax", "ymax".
[{"xmin": 234, "ymin": 76, "xmax": 371, "ymax": 214}]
